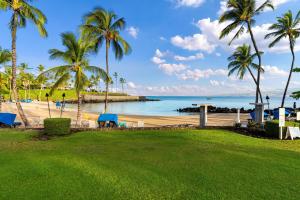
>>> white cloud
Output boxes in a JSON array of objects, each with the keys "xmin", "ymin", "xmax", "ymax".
[
  {"xmin": 159, "ymin": 63, "xmax": 188, "ymax": 75},
  {"xmin": 127, "ymin": 26, "xmax": 139, "ymax": 38},
  {"xmin": 159, "ymin": 36, "xmax": 166, "ymax": 41},
  {"xmin": 216, "ymin": 52, "xmax": 221, "ymax": 57},
  {"xmin": 127, "ymin": 82, "xmax": 137, "ymax": 89},
  {"xmin": 218, "ymin": 0, "xmax": 293, "ymax": 15},
  {"xmin": 263, "ymin": 65, "xmax": 289, "ymax": 77},
  {"xmin": 191, "ymin": 18, "xmax": 300, "ymax": 54},
  {"xmin": 171, "ymin": 34, "xmax": 216, "ymax": 53},
  {"xmin": 178, "ymin": 68, "xmax": 227, "ymax": 80},
  {"xmin": 175, "ymin": 0, "xmax": 205, "ymax": 8},
  {"xmin": 151, "ymin": 56, "xmax": 166, "ymax": 65},
  {"xmin": 174, "ymin": 53, "xmax": 204, "ymax": 61}
]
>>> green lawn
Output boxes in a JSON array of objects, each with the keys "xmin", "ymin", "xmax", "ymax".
[
  {"xmin": 0, "ymin": 129, "xmax": 300, "ymax": 200},
  {"xmin": 3, "ymin": 89, "xmax": 128, "ymax": 101}
]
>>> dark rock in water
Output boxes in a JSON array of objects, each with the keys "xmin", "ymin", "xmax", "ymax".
[{"xmin": 177, "ymin": 106, "xmax": 253, "ymax": 113}]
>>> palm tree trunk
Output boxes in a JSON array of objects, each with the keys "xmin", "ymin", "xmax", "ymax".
[
  {"xmin": 76, "ymin": 92, "xmax": 82, "ymax": 127},
  {"xmin": 39, "ymin": 84, "xmax": 42, "ymax": 101},
  {"xmin": 104, "ymin": 40, "xmax": 109, "ymax": 113},
  {"xmin": 11, "ymin": 12, "xmax": 29, "ymax": 126},
  {"xmin": 247, "ymin": 67, "xmax": 263, "ymax": 103},
  {"xmin": 0, "ymin": 95, "xmax": 2, "ymax": 112},
  {"xmin": 281, "ymin": 38, "xmax": 295, "ymax": 108},
  {"xmin": 247, "ymin": 22, "xmax": 263, "ymax": 104}
]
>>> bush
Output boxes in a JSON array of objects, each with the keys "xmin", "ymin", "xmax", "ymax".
[
  {"xmin": 44, "ymin": 118, "xmax": 71, "ymax": 136},
  {"xmin": 265, "ymin": 120, "xmax": 300, "ymax": 138}
]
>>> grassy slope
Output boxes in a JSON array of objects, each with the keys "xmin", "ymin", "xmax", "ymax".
[
  {"xmin": 3, "ymin": 89, "xmax": 128, "ymax": 101},
  {"xmin": 0, "ymin": 129, "xmax": 300, "ymax": 200}
]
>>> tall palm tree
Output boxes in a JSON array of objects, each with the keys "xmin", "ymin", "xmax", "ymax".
[
  {"xmin": 119, "ymin": 77, "xmax": 126, "ymax": 93},
  {"xmin": 228, "ymin": 44, "xmax": 264, "ymax": 102},
  {"xmin": 0, "ymin": 47, "xmax": 12, "ymax": 111},
  {"xmin": 38, "ymin": 32, "xmax": 108, "ymax": 125},
  {"xmin": 82, "ymin": 7, "xmax": 131, "ymax": 112},
  {"xmin": 219, "ymin": 0, "xmax": 273, "ymax": 103},
  {"xmin": 113, "ymin": 72, "xmax": 118, "ymax": 92},
  {"xmin": 36, "ymin": 64, "xmax": 47, "ymax": 101},
  {"xmin": 0, "ymin": 0, "xmax": 48, "ymax": 126},
  {"xmin": 265, "ymin": 10, "xmax": 300, "ymax": 107}
]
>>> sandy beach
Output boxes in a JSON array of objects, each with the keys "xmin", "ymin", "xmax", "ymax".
[{"xmin": 2, "ymin": 102, "xmax": 249, "ymax": 128}]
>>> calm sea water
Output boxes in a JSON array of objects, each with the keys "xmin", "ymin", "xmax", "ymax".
[{"xmin": 66, "ymin": 96, "xmax": 297, "ymax": 116}]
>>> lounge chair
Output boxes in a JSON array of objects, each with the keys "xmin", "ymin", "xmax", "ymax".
[
  {"xmin": 0, "ymin": 113, "xmax": 22, "ymax": 128},
  {"xmin": 98, "ymin": 114, "xmax": 118, "ymax": 128}
]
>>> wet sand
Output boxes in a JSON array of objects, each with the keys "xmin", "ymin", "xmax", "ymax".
[{"xmin": 2, "ymin": 102, "xmax": 249, "ymax": 128}]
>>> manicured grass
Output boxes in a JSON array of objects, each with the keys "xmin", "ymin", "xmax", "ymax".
[
  {"xmin": 0, "ymin": 129, "xmax": 300, "ymax": 199},
  {"xmin": 3, "ymin": 89, "xmax": 128, "ymax": 101}
]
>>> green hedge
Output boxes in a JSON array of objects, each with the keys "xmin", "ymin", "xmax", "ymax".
[
  {"xmin": 44, "ymin": 118, "xmax": 71, "ymax": 136},
  {"xmin": 265, "ymin": 120, "xmax": 300, "ymax": 138}
]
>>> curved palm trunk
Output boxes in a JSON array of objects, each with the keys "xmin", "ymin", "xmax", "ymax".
[
  {"xmin": 247, "ymin": 22, "xmax": 263, "ymax": 104},
  {"xmin": 76, "ymin": 92, "xmax": 82, "ymax": 127},
  {"xmin": 247, "ymin": 67, "xmax": 263, "ymax": 103},
  {"xmin": 104, "ymin": 40, "xmax": 109, "ymax": 113},
  {"xmin": 11, "ymin": 13, "xmax": 29, "ymax": 126},
  {"xmin": 281, "ymin": 38, "xmax": 295, "ymax": 108}
]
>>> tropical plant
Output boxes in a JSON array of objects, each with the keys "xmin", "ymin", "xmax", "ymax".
[
  {"xmin": 228, "ymin": 44, "xmax": 264, "ymax": 102},
  {"xmin": 219, "ymin": 0, "xmax": 274, "ymax": 104},
  {"xmin": 82, "ymin": 7, "xmax": 131, "ymax": 112},
  {"xmin": 39, "ymin": 32, "xmax": 108, "ymax": 125},
  {"xmin": 113, "ymin": 72, "xmax": 118, "ymax": 91},
  {"xmin": 36, "ymin": 64, "xmax": 47, "ymax": 101},
  {"xmin": 0, "ymin": 47, "xmax": 11, "ymax": 111},
  {"xmin": 119, "ymin": 77, "xmax": 126, "ymax": 93},
  {"xmin": 0, "ymin": 0, "xmax": 48, "ymax": 126},
  {"xmin": 265, "ymin": 10, "xmax": 300, "ymax": 107}
]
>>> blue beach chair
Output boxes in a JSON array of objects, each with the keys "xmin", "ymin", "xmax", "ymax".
[
  {"xmin": 0, "ymin": 113, "xmax": 22, "ymax": 128},
  {"xmin": 98, "ymin": 114, "xmax": 119, "ymax": 128}
]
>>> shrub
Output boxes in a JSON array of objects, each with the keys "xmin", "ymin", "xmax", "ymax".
[
  {"xmin": 44, "ymin": 118, "xmax": 71, "ymax": 136},
  {"xmin": 265, "ymin": 120, "xmax": 300, "ymax": 138}
]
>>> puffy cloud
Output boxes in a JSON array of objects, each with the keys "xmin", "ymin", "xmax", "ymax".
[
  {"xmin": 263, "ymin": 65, "xmax": 289, "ymax": 77},
  {"xmin": 171, "ymin": 34, "xmax": 216, "ymax": 53},
  {"xmin": 159, "ymin": 63, "xmax": 188, "ymax": 75},
  {"xmin": 178, "ymin": 68, "xmax": 227, "ymax": 80},
  {"xmin": 175, "ymin": 0, "xmax": 205, "ymax": 8},
  {"xmin": 174, "ymin": 53, "xmax": 204, "ymax": 61},
  {"xmin": 192, "ymin": 18, "xmax": 300, "ymax": 53},
  {"xmin": 127, "ymin": 82, "xmax": 137, "ymax": 89},
  {"xmin": 218, "ymin": 0, "xmax": 293, "ymax": 15},
  {"xmin": 127, "ymin": 26, "xmax": 139, "ymax": 38}
]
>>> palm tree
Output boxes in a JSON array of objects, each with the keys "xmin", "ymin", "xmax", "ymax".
[
  {"xmin": 82, "ymin": 7, "xmax": 131, "ymax": 112},
  {"xmin": 4, "ymin": 66, "xmax": 12, "ymax": 101},
  {"xmin": 0, "ymin": 47, "xmax": 11, "ymax": 111},
  {"xmin": 36, "ymin": 64, "xmax": 47, "ymax": 101},
  {"xmin": 113, "ymin": 72, "xmax": 118, "ymax": 92},
  {"xmin": 219, "ymin": 0, "xmax": 273, "ymax": 103},
  {"xmin": 39, "ymin": 32, "xmax": 108, "ymax": 125},
  {"xmin": 265, "ymin": 10, "xmax": 300, "ymax": 107},
  {"xmin": 119, "ymin": 77, "xmax": 126, "ymax": 94},
  {"xmin": 0, "ymin": 0, "xmax": 48, "ymax": 126},
  {"xmin": 228, "ymin": 45, "xmax": 264, "ymax": 102}
]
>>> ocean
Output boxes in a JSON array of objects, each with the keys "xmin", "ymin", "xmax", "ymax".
[{"xmin": 66, "ymin": 96, "xmax": 298, "ymax": 116}]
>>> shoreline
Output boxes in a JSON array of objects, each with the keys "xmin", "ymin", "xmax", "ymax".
[{"xmin": 2, "ymin": 101, "xmax": 249, "ymax": 128}]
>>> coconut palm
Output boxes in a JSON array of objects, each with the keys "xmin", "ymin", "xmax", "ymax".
[
  {"xmin": 0, "ymin": 47, "xmax": 11, "ymax": 111},
  {"xmin": 119, "ymin": 77, "xmax": 126, "ymax": 94},
  {"xmin": 113, "ymin": 72, "xmax": 118, "ymax": 92},
  {"xmin": 265, "ymin": 10, "xmax": 300, "ymax": 107},
  {"xmin": 36, "ymin": 65, "xmax": 47, "ymax": 101},
  {"xmin": 219, "ymin": 0, "xmax": 273, "ymax": 103},
  {"xmin": 39, "ymin": 32, "xmax": 108, "ymax": 125},
  {"xmin": 82, "ymin": 7, "xmax": 131, "ymax": 112},
  {"xmin": 0, "ymin": 0, "xmax": 48, "ymax": 126},
  {"xmin": 228, "ymin": 44, "xmax": 264, "ymax": 102}
]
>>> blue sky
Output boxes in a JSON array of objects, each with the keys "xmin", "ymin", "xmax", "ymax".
[{"xmin": 0, "ymin": 0, "xmax": 299, "ymax": 96}]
